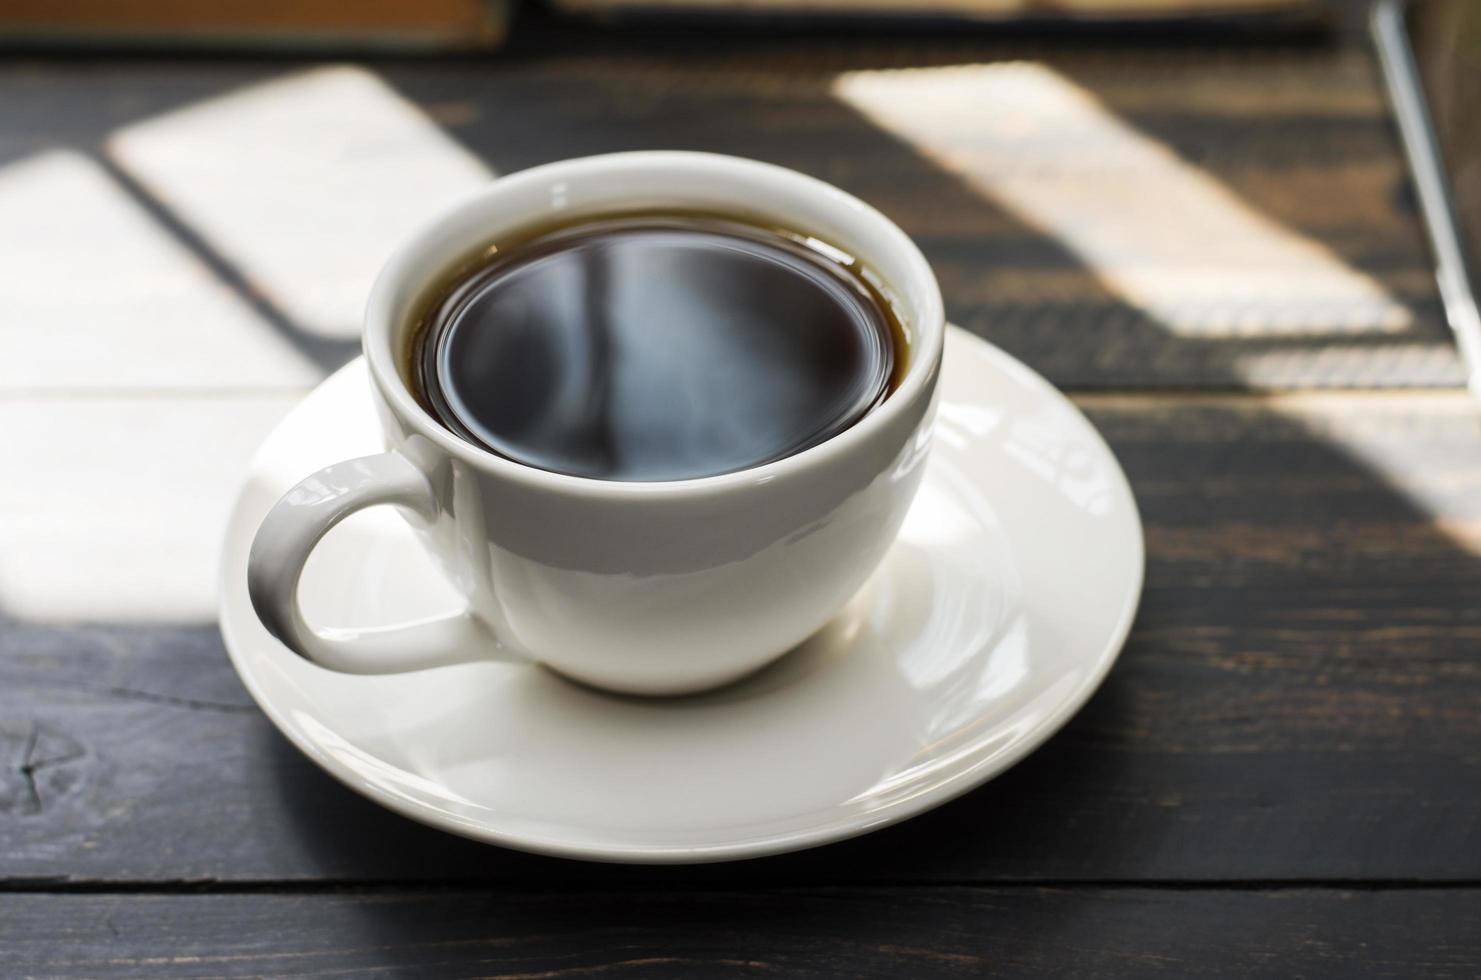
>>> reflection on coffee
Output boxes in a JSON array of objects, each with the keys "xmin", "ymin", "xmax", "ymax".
[{"xmin": 407, "ymin": 213, "xmax": 908, "ymax": 481}]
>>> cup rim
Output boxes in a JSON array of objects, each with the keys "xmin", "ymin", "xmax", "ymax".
[{"xmin": 363, "ymin": 151, "xmax": 945, "ymax": 499}]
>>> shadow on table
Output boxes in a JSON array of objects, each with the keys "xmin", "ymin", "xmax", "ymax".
[
  {"xmin": 371, "ymin": 26, "xmax": 1454, "ymax": 391},
  {"xmin": 228, "ymin": 20, "xmax": 1477, "ymax": 892},
  {"xmin": 5, "ymin": 21, "xmax": 1481, "ymax": 962},
  {"xmin": 257, "ymin": 36, "xmax": 1182, "ymax": 898},
  {"xmin": 261, "ymin": 674, "xmax": 1147, "ymax": 889}
]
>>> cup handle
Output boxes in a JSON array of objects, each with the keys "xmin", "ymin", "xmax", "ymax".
[{"xmin": 247, "ymin": 450, "xmax": 496, "ymax": 673}]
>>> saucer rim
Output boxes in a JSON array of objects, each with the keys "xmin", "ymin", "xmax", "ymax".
[{"xmin": 218, "ymin": 324, "xmax": 1144, "ymax": 864}]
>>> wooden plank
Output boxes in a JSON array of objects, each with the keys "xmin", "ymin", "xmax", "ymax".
[
  {"xmin": 0, "ymin": 42, "xmax": 1458, "ymax": 388},
  {"xmin": 551, "ymin": 0, "xmax": 1321, "ymax": 19},
  {"xmin": 0, "ymin": 397, "xmax": 303, "ymax": 625},
  {"xmin": 2, "ymin": 888, "xmax": 1479, "ymax": 978},
  {"xmin": 0, "ymin": 0, "xmax": 509, "ymax": 51},
  {"xmin": 4, "ymin": 392, "xmax": 1481, "ymax": 884},
  {"xmin": 379, "ymin": 46, "xmax": 1457, "ymax": 389}
]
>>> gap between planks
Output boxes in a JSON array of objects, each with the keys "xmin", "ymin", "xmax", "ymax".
[
  {"xmin": 3, "ymin": 388, "xmax": 1474, "ymax": 404},
  {"xmin": 0, "ymin": 387, "xmax": 319, "ymax": 400},
  {"xmin": 3, "ymin": 879, "xmax": 1481, "ymax": 897},
  {"xmin": 1071, "ymin": 387, "xmax": 1478, "ymax": 409}
]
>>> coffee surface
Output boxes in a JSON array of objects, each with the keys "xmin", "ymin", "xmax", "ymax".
[{"xmin": 411, "ymin": 215, "xmax": 902, "ymax": 481}]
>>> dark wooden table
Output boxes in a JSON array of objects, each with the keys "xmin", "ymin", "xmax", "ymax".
[{"xmin": 5, "ymin": 14, "xmax": 1481, "ymax": 978}]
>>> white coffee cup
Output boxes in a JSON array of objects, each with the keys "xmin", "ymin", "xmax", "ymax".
[{"xmin": 247, "ymin": 151, "xmax": 944, "ymax": 695}]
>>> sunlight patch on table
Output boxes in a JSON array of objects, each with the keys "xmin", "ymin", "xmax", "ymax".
[
  {"xmin": 1256, "ymin": 391, "xmax": 1481, "ymax": 551},
  {"xmin": 108, "ymin": 66, "xmax": 493, "ymax": 341},
  {"xmin": 0, "ymin": 150, "xmax": 319, "ymax": 390},
  {"xmin": 0, "ymin": 396, "xmax": 300, "ymax": 622},
  {"xmin": 833, "ymin": 63, "xmax": 1412, "ymax": 341}
]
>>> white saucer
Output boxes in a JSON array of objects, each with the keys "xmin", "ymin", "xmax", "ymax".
[{"xmin": 219, "ymin": 326, "xmax": 1143, "ymax": 863}]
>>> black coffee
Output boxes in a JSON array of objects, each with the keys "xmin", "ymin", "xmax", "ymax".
[{"xmin": 407, "ymin": 213, "xmax": 906, "ymax": 481}]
